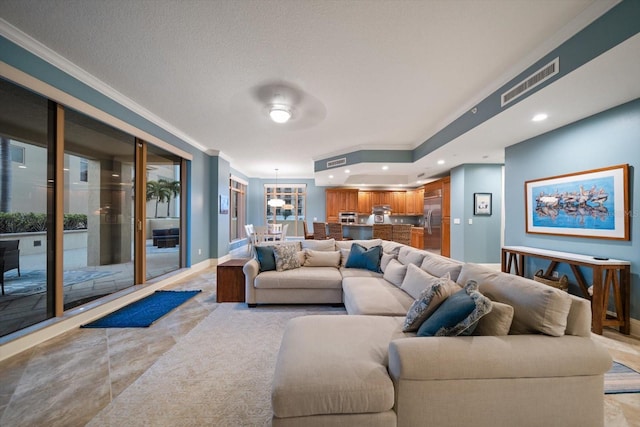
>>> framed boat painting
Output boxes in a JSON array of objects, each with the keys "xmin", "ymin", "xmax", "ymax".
[{"xmin": 524, "ymin": 164, "xmax": 629, "ymax": 240}]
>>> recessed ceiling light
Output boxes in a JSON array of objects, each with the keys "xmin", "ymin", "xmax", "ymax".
[
  {"xmin": 532, "ymin": 113, "xmax": 548, "ymax": 122},
  {"xmin": 345, "ymin": 169, "xmax": 350, "ymax": 173},
  {"xmin": 328, "ymin": 175, "xmax": 334, "ymax": 179},
  {"xmin": 416, "ymin": 180, "xmax": 423, "ymax": 184},
  {"xmin": 382, "ymin": 165, "xmax": 389, "ymax": 171},
  {"xmin": 437, "ymin": 160, "xmax": 445, "ymax": 165}
]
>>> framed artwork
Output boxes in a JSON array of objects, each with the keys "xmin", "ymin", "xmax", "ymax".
[
  {"xmin": 219, "ymin": 194, "xmax": 229, "ymax": 214},
  {"xmin": 525, "ymin": 164, "xmax": 629, "ymax": 240},
  {"xmin": 474, "ymin": 193, "xmax": 492, "ymax": 216}
]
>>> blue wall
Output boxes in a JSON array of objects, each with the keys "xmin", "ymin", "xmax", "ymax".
[
  {"xmin": 505, "ymin": 98, "xmax": 640, "ymax": 321},
  {"xmin": 450, "ymin": 164, "xmax": 503, "ymax": 263}
]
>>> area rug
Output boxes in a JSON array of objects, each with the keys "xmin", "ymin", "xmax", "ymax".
[
  {"xmin": 86, "ymin": 303, "xmax": 345, "ymax": 426},
  {"xmin": 81, "ymin": 290, "xmax": 202, "ymax": 328},
  {"xmin": 2, "ymin": 269, "xmax": 115, "ymax": 295},
  {"xmin": 605, "ymin": 361, "xmax": 640, "ymax": 394}
]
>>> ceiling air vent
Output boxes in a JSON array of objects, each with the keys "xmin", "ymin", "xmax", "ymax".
[
  {"xmin": 501, "ymin": 57, "xmax": 559, "ymax": 107},
  {"xmin": 327, "ymin": 157, "xmax": 347, "ymax": 168},
  {"xmin": 417, "ymin": 172, "xmax": 426, "ymax": 178}
]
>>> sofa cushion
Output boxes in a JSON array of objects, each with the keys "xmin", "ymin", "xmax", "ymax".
[
  {"xmin": 417, "ymin": 280, "xmax": 492, "ymax": 337},
  {"xmin": 420, "ymin": 253, "xmax": 464, "ymax": 282},
  {"xmin": 398, "ymin": 246, "xmax": 427, "ymax": 267},
  {"xmin": 304, "ymin": 249, "xmax": 341, "ymax": 267},
  {"xmin": 273, "ymin": 243, "xmax": 301, "ymax": 272},
  {"xmin": 272, "ymin": 315, "xmax": 407, "ymax": 418},
  {"xmin": 339, "ymin": 267, "xmax": 384, "ymax": 279},
  {"xmin": 342, "ymin": 277, "xmax": 414, "ymax": 316},
  {"xmin": 345, "ymin": 243, "xmax": 382, "ymax": 272},
  {"xmin": 383, "ymin": 259, "xmax": 407, "ymax": 287},
  {"xmin": 402, "ymin": 272, "xmax": 461, "ymax": 332},
  {"xmin": 380, "ymin": 252, "xmax": 397, "ymax": 273},
  {"xmin": 301, "ymin": 238, "xmax": 336, "ymax": 251},
  {"xmin": 255, "ymin": 246, "xmax": 276, "ymax": 272},
  {"xmin": 473, "ymin": 301, "xmax": 514, "ymax": 336},
  {"xmin": 457, "ymin": 263, "xmax": 572, "ymax": 337},
  {"xmin": 254, "ymin": 267, "xmax": 343, "ymax": 289}
]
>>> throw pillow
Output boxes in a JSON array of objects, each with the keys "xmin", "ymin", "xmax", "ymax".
[
  {"xmin": 272, "ymin": 244, "xmax": 301, "ymax": 272},
  {"xmin": 473, "ymin": 301, "xmax": 514, "ymax": 336},
  {"xmin": 255, "ymin": 246, "xmax": 276, "ymax": 272},
  {"xmin": 402, "ymin": 275, "xmax": 461, "ymax": 332},
  {"xmin": 301, "ymin": 239, "xmax": 336, "ymax": 252},
  {"xmin": 383, "ymin": 259, "xmax": 408, "ymax": 287},
  {"xmin": 417, "ymin": 280, "xmax": 493, "ymax": 337},
  {"xmin": 398, "ymin": 246, "xmax": 427, "ymax": 267},
  {"xmin": 339, "ymin": 248, "xmax": 350, "ymax": 267},
  {"xmin": 304, "ymin": 249, "xmax": 341, "ymax": 267},
  {"xmin": 380, "ymin": 252, "xmax": 397, "ymax": 273},
  {"xmin": 344, "ymin": 243, "xmax": 382, "ymax": 272},
  {"xmin": 401, "ymin": 264, "xmax": 457, "ymax": 300}
]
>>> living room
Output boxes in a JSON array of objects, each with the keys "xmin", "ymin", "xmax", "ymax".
[{"xmin": 0, "ymin": 1, "xmax": 639, "ymax": 425}]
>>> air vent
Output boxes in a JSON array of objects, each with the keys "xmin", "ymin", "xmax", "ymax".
[
  {"xmin": 501, "ymin": 58, "xmax": 559, "ymax": 107},
  {"xmin": 326, "ymin": 157, "xmax": 347, "ymax": 168},
  {"xmin": 417, "ymin": 172, "xmax": 426, "ymax": 178}
]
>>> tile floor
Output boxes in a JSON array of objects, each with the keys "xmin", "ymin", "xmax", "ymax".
[{"xmin": 0, "ymin": 253, "xmax": 638, "ymax": 426}]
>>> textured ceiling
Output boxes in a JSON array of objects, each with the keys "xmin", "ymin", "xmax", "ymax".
[{"xmin": 1, "ymin": 0, "xmax": 634, "ymax": 185}]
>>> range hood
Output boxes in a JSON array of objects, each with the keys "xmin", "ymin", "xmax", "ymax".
[{"xmin": 372, "ymin": 205, "xmax": 392, "ymax": 214}]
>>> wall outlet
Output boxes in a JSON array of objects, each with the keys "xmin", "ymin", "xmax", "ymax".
[
  {"xmin": 468, "ymin": 218, "xmax": 473, "ymax": 225},
  {"xmin": 552, "ymin": 271, "xmax": 559, "ymax": 278},
  {"xmin": 453, "ymin": 218, "xmax": 461, "ymax": 225},
  {"xmin": 198, "ymin": 248, "xmax": 202, "ymax": 255}
]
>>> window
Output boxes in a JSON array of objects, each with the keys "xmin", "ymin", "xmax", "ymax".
[
  {"xmin": 264, "ymin": 184, "xmax": 306, "ymax": 237},
  {"xmin": 230, "ymin": 176, "xmax": 247, "ymax": 241}
]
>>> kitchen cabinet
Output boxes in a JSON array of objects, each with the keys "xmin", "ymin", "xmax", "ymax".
[
  {"xmin": 357, "ymin": 191, "xmax": 372, "ymax": 214},
  {"xmin": 390, "ymin": 191, "xmax": 406, "ymax": 215},
  {"xmin": 410, "ymin": 227, "xmax": 424, "ymax": 249},
  {"xmin": 441, "ymin": 217, "xmax": 450, "ymax": 257},
  {"xmin": 405, "ymin": 188, "xmax": 424, "ymax": 215},
  {"xmin": 326, "ymin": 189, "xmax": 358, "ymax": 222}
]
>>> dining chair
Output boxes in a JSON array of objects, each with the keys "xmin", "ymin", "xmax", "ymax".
[
  {"xmin": 392, "ymin": 224, "xmax": 412, "ymax": 245},
  {"xmin": 280, "ymin": 224, "xmax": 289, "ymax": 241},
  {"xmin": 327, "ymin": 223, "xmax": 350, "ymax": 241},
  {"xmin": 312, "ymin": 222, "xmax": 328, "ymax": 240},
  {"xmin": 372, "ymin": 224, "xmax": 393, "ymax": 240},
  {"xmin": 244, "ymin": 224, "xmax": 255, "ymax": 254},
  {"xmin": 303, "ymin": 221, "xmax": 314, "ymax": 239},
  {"xmin": 253, "ymin": 225, "xmax": 270, "ymax": 244}
]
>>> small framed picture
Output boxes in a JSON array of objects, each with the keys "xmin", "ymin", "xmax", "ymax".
[
  {"xmin": 219, "ymin": 194, "xmax": 229, "ymax": 214},
  {"xmin": 474, "ymin": 193, "xmax": 492, "ymax": 216}
]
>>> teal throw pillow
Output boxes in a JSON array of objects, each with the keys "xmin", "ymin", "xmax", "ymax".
[
  {"xmin": 255, "ymin": 246, "xmax": 276, "ymax": 272},
  {"xmin": 345, "ymin": 243, "xmax": 382, "ymax": 272},
  {"xmin": 417, "ymin": 280, "xmax": 492, "ymax": 337}
]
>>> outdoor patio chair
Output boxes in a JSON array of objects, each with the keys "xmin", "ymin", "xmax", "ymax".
[{"xmin": 0, "ymin": 240, "xmax": 20, "ymax": 295}]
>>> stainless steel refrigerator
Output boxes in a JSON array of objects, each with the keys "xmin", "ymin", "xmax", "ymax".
[{"xmin": 424, "ymin": 188, "xmax": 442, "ymax": 254}]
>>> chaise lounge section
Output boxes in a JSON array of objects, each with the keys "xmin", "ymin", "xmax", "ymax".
[{"xmin": 244, "ymin": 238, "xmax": 612, "ymax": 426}]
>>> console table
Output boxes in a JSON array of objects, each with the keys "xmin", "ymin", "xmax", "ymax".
[
  {"xmin": 501, "ymin": 246, "xmax": 630, "ymax": 335},
  {"xmin": 217, "ymin": 258, "xmax": 250, "ymax": 303}
]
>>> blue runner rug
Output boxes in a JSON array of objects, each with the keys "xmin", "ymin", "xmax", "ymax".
[
  {"xmin": 81, "ymin": 290, "xmax": 201, "ymax": 328},
  {"xmin": 605, "ymin": 361, "xmax": 640, "ymax": 394}
]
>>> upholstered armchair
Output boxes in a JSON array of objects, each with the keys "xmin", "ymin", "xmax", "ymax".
[{"xmin": 0, "ymin": 240, "xmax": 20, "ymax": 295}]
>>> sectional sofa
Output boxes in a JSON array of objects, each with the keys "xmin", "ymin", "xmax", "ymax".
[{"xmin": 243, "ymin": 239, "xmax": 612, "ymax": 427}]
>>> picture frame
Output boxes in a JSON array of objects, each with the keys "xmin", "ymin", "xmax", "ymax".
[
  {"xmin": 474, "ymin": 193, "xmax": 492, "ymax": 216},
  {"xmin": 525, "ymin": 164, "xmax": 629, "ymax": 240},
  {"xmin": 219, "ymin": 194, "xmax": 229, "ymax": 214}
]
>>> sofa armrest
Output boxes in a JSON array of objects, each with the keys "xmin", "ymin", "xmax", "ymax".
[
  {"xmin": 388, "ymin": 335, "xmax": 612, "ymax": 381},
  {"xmin": 243, "ymin": 259, "xmax": 260, "ymax": 304}
]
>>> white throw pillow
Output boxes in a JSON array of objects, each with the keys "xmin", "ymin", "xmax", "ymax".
[
  {"xmin": 380, "ymin": 252, "xmax": 397, "ymax": 272},
  {"xmin": 383, "ymin": 259, "xmax": 408, "ymax": 287},
  {"xmin": 304, "ymin": 249, "xmax": 341, "ymax": 267},
  {"xmin": 401, "ymin": 264, "xmax": 454, "ymax": 300}
]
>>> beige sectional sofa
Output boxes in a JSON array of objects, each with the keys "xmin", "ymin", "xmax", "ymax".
[{"xmin": 243, "ymin": 239, "xmax": 612, "ymax": 427}]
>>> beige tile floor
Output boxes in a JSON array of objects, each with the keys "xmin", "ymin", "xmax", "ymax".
[{"xmin": 0, "ymin": 256, "xmax": 638, "ymax": 426}]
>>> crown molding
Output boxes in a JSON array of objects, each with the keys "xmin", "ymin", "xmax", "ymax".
[{"xmin": 0, "ymin": 18, "xmax": 209, "ymax": 154}]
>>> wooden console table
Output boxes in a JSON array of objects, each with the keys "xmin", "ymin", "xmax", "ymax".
[
  {"xmin": 501, "ymin": 246, "xmax": 630, "ymax": 335},
  {"xmin": 216, "ymin": 258, "xmax": 250, "ymax": 303}
]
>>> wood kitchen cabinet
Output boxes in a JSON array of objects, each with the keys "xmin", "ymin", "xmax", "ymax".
[
  {"xmin": 326, "ymin": 189, "xmax": 358, "ymax": 222},
  {"xmin": 390, "ymin": 191, "xmax": 406, "ymax": 215},
  {"xmin": 410, "ymin": 227, "xmax": 424, "ymax": 249},
  {"xmin": 405, "ymin": 188, "xmax": 424, "ymax": 215},
  {"xmin": 357, "ymin": 191, "xmax": 372, "ymax": 214}
]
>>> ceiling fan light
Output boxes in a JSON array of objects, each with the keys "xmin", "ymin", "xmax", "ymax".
[{"xmin": 269, "ymin": 105, "xmax": 292, "ymax": 123}]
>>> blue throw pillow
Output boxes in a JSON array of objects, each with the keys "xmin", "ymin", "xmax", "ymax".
[
  {"xmin": 255, "ymin": 246, "xmax": 276, "ymax": 272},
  {"xmin": 345, "ymin": 243, "xmax": 382, "ymax": 272},
  {"xmin": 417, "ymin": 280, "xmax": 492, "ymax": 337}
]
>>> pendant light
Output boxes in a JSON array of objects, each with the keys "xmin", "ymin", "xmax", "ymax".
[{"xmin": 268, "ymin": 169, "xmax": 285, "ymax": 208}]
